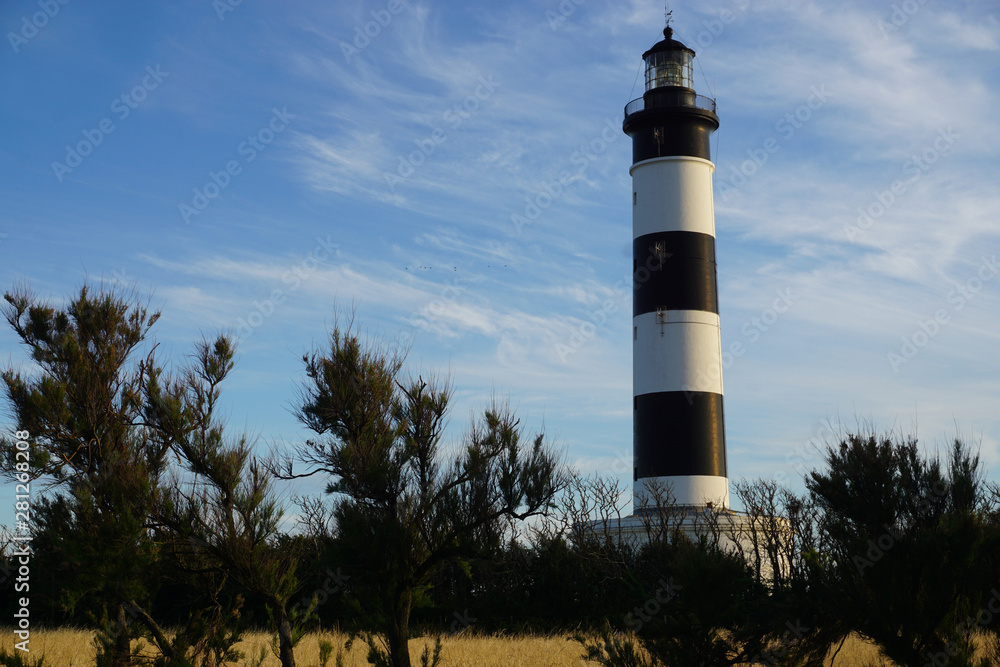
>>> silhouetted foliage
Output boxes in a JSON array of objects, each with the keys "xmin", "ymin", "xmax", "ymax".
[
  {"xmin": 0, "ymin": 284, "xmax": 169, "ymax": 667},
  {"xmin": 797, "ymin": 432, "xmax": 1000, "ymax": 667},
  {"xmin": 278, "ymin": 321, "xmax": 565, "ymax": 667},
  {"xmin": 0, "ymin": 285, "xmax": 299, "ymax": 667},
  {"xmin": 8, "ymin": 282, "xmax": 1000, "ymax": 667},
  {"xmin": 148, "ymin": 336, "xmax": 301, "ymax": 667},
  {"xmin": 573, "ymin": 507, "xmax": 770, "ymax": 667}
]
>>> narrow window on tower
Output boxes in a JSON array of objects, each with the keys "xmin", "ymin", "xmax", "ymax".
[
  {"xmin": 633, "ymin": 191, "xmax": 637, "ymax": 206},
  {"xmin": 654, "ymin": 241, "xmax": 666, "ymax": 264},
  {"xmin": 633, "ymin": 326, "xmax": 637, "ymax": 341}
]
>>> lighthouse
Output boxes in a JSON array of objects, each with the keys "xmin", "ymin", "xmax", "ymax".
[{"xmin": 623, "ymin": 25, "xmax": 729, "ymax": 511}]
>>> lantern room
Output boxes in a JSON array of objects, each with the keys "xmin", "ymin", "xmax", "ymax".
[{"xmin": 643, "ymin": 26, "xmax": 695, "ymax": 91}]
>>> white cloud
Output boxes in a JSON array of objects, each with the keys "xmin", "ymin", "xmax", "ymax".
[{"xmin": 4, "ymin": 0, "xmax": 1000, "ymax": 515}]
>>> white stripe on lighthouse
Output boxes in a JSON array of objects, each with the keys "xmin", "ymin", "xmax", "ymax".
[
  {"xmin": 631, "ymin": 156, "xmax": 716, "ymax": 238},
  {"xmin": 634, "ymin": 475, "xmax": 730, "ymax": 510},
  {"xmin": 632, "ymin": 310, "xmax": 723, "ymax": 396}
]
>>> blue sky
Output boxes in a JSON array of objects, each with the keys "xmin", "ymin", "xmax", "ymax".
[{"xmin": 2, "ymin": 0, "xmax": 1000, "ymax": 525}]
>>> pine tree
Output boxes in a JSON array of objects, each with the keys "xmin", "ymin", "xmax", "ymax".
[{"xmin": 280, "ymin": 322, "xmax": 565, "ymax": 667}]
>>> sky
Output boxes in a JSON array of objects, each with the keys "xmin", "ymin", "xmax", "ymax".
[{"xmin": 2, "ymin": 0, "xmax": 1000, "ymax": 527}]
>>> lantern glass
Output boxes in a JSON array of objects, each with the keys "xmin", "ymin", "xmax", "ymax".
[{"xmin": 644, "ymin": 50, "xmax": 693, "ymax": 90}]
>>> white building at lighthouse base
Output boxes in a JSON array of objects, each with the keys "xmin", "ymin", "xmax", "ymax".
[{"xmin": 586, "ymin": 508, "xmax": 791, "ymax": 585}]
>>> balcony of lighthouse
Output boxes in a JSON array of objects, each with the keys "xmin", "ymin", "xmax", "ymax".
[{"xmin": 624, "ymin": 91, "xmax": 717, "ymax": 119}]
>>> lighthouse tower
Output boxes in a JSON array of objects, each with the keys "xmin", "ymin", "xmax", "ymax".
[{"xmin": 623, "ymin": 25, "xmax": 728, "ymax": 511}]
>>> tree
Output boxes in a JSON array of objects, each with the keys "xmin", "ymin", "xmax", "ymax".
[
  {"xmin": 801, "ymin": 432, "xmax": 1000, "ymax": 667},
  {"xmin": 0, "ymin": 284, "xmax": 169, "ymax": 667},
  {"xmin": 635, "ymin": 532, "xmax": 767, "ymax": 667},
  {"xmin": 0, "ymin": 284, "xmax": 301, "ymax": 667},
  {"xmin": 147, "ymin": 336, "xmax": 302, "ymax": 667},
  {"xmin": 278, "ymin": 323, "xmax": 565, "ymax": 667},
  {"xmin": 728, "ymin": 478, "xmax": 827, "ymax": 667},
  {"xmin": 574, "ymin": 502, "xmax": 770, "ymax": 667}
]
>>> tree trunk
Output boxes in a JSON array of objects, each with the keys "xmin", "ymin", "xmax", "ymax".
[
  {"xmin": 128, "ymin": 600, "xmax": 174, "ymax": 659},
  {"xmin": 110, "ymin": 602, "xmax": 132, "ymax": 667},
  {"xmin": 387, "ymin": 589, "xmax": 413, "ymax": 667},
  {"xmin": 269, "ymin": 596, "xmax": 297, "ymax": 667}
]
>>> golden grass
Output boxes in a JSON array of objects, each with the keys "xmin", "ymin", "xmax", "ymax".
[
  {"xmin": 0, "ymin": 629, "xmax": 591, "ymax": 666},
  {"xmin": 0, "ymin": 626, "xmax": 974, "ymax": 666},
  {"xmin": 228, "ymin": 631, "xmax": 594, "ymax": 667},
  {"xmin": 0, "ymin": 627, "xmax": 95, "ymax": 667}
]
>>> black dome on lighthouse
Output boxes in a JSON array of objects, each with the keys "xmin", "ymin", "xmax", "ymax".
[{"xmin": 641, "ymin": 26, "xmax": 695, "ymax": 60}]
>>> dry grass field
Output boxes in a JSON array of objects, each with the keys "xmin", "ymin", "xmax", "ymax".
[{"xmin": 0, "ymin": 627, "xmax": 923, "ymax": 666}]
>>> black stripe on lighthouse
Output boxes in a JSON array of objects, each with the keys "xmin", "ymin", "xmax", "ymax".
[
  {"xmin": 633, "ymin": 230, "xmax": 718, "ymax": 317},
  {"xmin": 624, "ymin": 113, "xmax": 717, "ymax": 163},
  {"xmin": 633, "ymin": 392, "xmax": 726, "ymax": 479}
]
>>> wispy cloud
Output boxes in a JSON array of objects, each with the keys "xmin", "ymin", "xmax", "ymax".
[{"xmin": 2, "ymin": 0, "xmax": 1000, "ymax": 515}]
